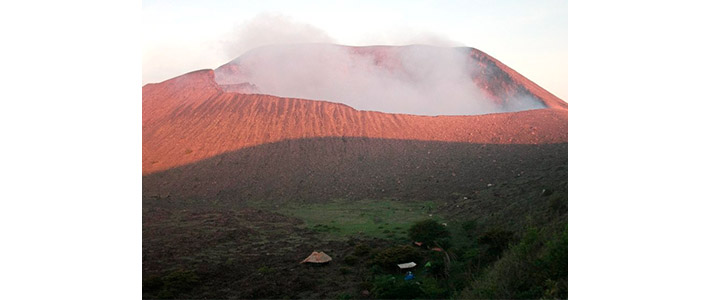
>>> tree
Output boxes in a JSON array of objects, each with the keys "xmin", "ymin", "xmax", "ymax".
[{"xmin": 408, "ymin": 219, "xmax": 450, "ymax": 246}]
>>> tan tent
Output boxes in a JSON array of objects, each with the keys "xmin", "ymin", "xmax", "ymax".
[{"xmin": 300, "ymin": 251, "xmax": 332, "ymax": 264}]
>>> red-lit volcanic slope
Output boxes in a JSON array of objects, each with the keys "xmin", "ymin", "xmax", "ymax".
[{"xmin": 143, "ymin": 45, "xmax": 567, "ymax": 203}]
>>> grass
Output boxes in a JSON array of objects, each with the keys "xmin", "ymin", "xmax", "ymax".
[
  {"xmin": 273, "ymin": 198, "xmax": 442, "ymax": 240},
  {"xmin": 145, "ymin": 193, "xmax": 567, "ymax": 299}
]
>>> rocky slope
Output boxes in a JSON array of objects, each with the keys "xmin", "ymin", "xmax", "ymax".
[{"xmin": 142, "ymin": 45, "xmax": 567, "ymax": 203}]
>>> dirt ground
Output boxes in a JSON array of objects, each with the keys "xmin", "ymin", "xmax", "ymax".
[
  {"xmin": 143, "ymin": 142, "xmax": 567, "ymax": 299},
  {"xmin": 143, "ymin": 206, "xmax": 397, "ymax": 299}
]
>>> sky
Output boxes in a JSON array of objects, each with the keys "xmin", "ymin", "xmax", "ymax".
[{"xmin": 143, "ymin": 0, "xmax": 568, "ymax": 101}]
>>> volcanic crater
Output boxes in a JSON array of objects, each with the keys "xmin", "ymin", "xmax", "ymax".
[
  {"xmin": 143, "ymin": 44, "xmax": 567, "ymax": 178},
  {"xmin": 142, "ymin": 44, "xmax": 568, "ymax": 299}
]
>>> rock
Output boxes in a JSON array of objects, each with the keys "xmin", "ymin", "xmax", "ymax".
[{"xmin": 541, "ymin": 188, "xmax": 553, "ymax": 196}]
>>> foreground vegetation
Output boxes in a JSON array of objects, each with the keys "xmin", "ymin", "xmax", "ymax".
[
  {"xmin": 274, "ymin": 198, "xmax": 440, "ymax": 240},
  {"xmin": 269, "ymin": 197, "xmax": 568, "ymax": 298},
  {"xmin": 320, "ymin": 218, "xmax": 567, "ymax": 299},
  {"xmin": 143, "ymin": 188, "xmax": 567, "ymax": 299}
]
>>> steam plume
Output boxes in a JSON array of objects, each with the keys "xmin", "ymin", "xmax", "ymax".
[
  {"xmin": 222, "ymin": 13, "xmax": 335, "ymax": 59},
  {"xmin": 215, "ymin": 44, "xmax": 545, "ymax": 116}
]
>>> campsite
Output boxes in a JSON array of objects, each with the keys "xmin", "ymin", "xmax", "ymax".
[{"xmin": 142, "ymin": 150, "xmax": 568, "ymax": 299}]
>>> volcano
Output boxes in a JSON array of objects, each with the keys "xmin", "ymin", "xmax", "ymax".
[
  {"xmin": 142, "ymin": 44, "xmax": 567, "ymax": 203},
  {"xmin": 142, "ymin": 44, "xmax": 568, "ymax": 299}
]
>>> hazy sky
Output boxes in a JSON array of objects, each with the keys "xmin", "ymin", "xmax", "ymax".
[{"xmin": 143, "ymin": 0, "xmax": 567, "ymax": 101}]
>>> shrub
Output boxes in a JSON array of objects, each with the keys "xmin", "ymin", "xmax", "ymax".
[
  {"xmin": 419, "ymin": 276, "xmax": 449, "ymax": 299},
  {"xmin": 461, "ymin": 219, "xmax": 478, "ymax": 238},
  {"xmin": 371, "ymin": 245, "xmax": 423, "ymax": 270},
  {"xmin": 462, "ymin": 248, "xmax": 480, "ymax": 262},
  {"xmin": 425, "ymin": 256, "xmax": 447, "ymax": 277},
  {"xmin": 371, "ymin": 275, "xmax": 422, "ymax": 299},
  {"xmin": 466, "ymin": 227, "xmax": 568, "ymax": 299},
  {"xmin": 407, "ymin": 219, "xmax": 450, "ymax": 246},
  {"xmin": 477, "ymin": 229, "xmax": 515, "ymax": 261},
  {"xmin": 538, "ymin": 227, "xmax": 568, "ymax": 299}
]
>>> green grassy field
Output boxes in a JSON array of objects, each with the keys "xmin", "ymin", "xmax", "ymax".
[{"xmin": 268, "ymin": 198, "xmax": 444, "ymax": 240}]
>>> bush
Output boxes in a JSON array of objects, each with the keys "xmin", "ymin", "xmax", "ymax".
[
  {"xmin": 371, "ymin": 275, "xmax": 422, "ymax": 299},
  {"xmin": 419, "ymin": 276, "xmax": 449, "ymax": 299},
  {"xmin": 465, "ymin": 227, "xmax": 568, "ymax": 299},
  {"xmin": 425, "ymin": 256, "xmax": 448, "ymax": 277},
  {"xmin": 407, "ymin": 219, "xmax": 450, "ymax": 246},
  {"xmin": 462, "ymin": 248, "xmax": 479, "ymax": 262},
  {"xmin": 477, "ymin": 229, "xmax": 515, "ymax": 261},
  {"xmin": 538, "ymin": 228, "xmax": 568, "ymax": 298},
  {"xmin": 461, "ymin": 219, "xmax": 478, "ymax": 238},
  {"xmin": 371, "ymin": 245, "xmax": 423, "ymax": 270}
]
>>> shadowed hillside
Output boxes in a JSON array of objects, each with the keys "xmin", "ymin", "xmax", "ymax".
[
  {"xmin": 143, "ymin": 138, "xmax": 567, "ymax": 210},
  {"xmin": 142, "ymin": 138, "xmax": 568, "ymax": 299}
]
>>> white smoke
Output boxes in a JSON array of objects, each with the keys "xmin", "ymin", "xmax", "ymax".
[
  {"xmin": 213, "ymin": 14, "xmax": 545, "ymax": 115},
  {"xmin": 359, "ymin": 29, "xmax": 464, "ymax": 48},
  {"xmin": 222, "ymin": 13, "xmax": 335, "ymax": 59},
  {"xmin": 215, "ymin": 44, "xmax": 545, "ymax": 116}
]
